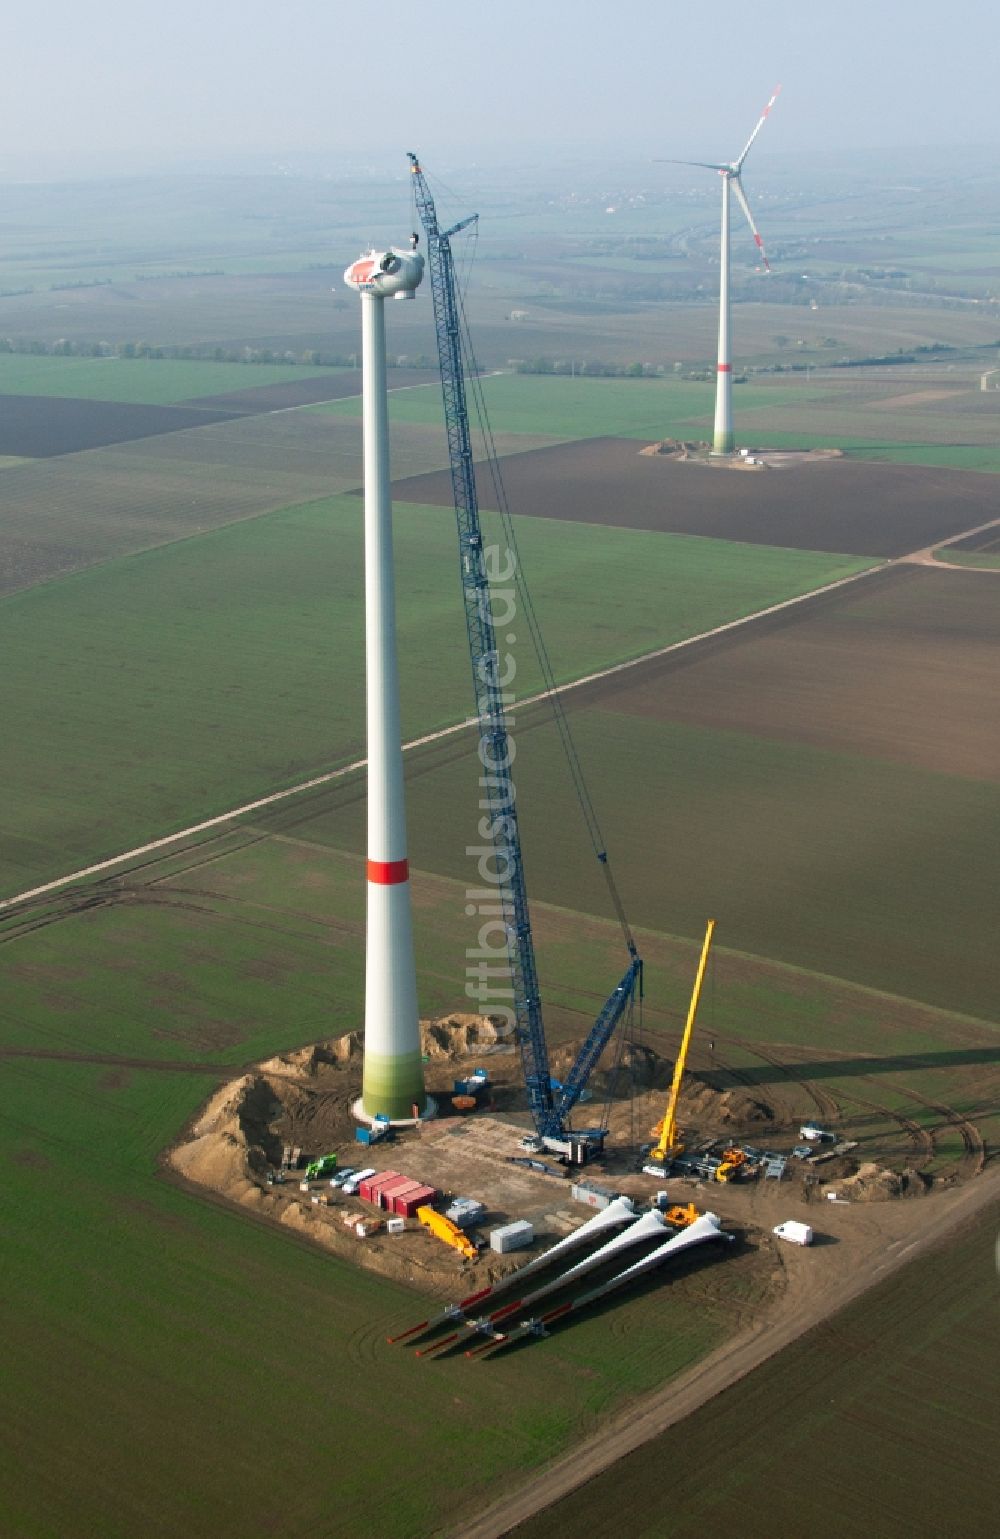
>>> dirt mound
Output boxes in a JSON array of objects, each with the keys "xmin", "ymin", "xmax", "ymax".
[
  {"xmin": 419, "ymin": 1013, "xmax": 508, "ymax": 1059},
  {"xmin": 639, "ymin": 438, "xmax": 708, "ymax": 459},
  {"xmin": 258, "ymin": 1014, "xmax": 510, "ymax": 1077},
  {"xmin": 546, "ymin": 1039, "xmax": 772, "ymax": 1129},
  {"xmin": 170, "ymin": 1072, "xmax": 281, "ymax": 1195},
  {"xmin": 260, "ymin": 1033, "xmax": 362, "ymax": 1078},
  {"xmin": 827, "ymin": 1161, "xmax": 929, "ymax": 1202},
  {"xmin": 685, "ymin": 1082, "xmax": 774, "ymax": 1127}
]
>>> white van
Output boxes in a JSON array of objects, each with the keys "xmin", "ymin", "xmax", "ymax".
[{"xmin": 773, "ymin": 1220, "xmax": 813, "ymax": 1246}]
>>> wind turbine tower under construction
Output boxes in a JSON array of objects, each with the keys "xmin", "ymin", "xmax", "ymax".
[
  {"xmin": 666, "ymin": 86, "xmax": 780, "ymax": 455},
  {"xmin": 344, "ymin": 241, "xmax": 429, "ymax": 1123}
]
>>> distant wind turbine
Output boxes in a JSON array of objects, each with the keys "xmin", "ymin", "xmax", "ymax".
[{"xmin": 662, "ymin": 86, "xmax": 781, "ymax": 454}]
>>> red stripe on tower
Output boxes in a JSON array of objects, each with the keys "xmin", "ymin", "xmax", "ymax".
[
  {"xmin": 717, "ymin": 363, "xmax": 732, "ymax": 373},
  {"xmin": 367, "ymin": 858, "xmax": 409, "ymax": 885}
]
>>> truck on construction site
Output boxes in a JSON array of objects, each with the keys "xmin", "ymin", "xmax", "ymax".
[
  {"xmin": 520, "ymin": 1132, "xmax": 601, "ymax": 1166},
  {"xmin": 773, "ymin": 1220, "xmax": 813, "ymax": 1246},
  {"xmin": 356, "ymin": 1116, "xmax": 392, "ymax": 1148}
]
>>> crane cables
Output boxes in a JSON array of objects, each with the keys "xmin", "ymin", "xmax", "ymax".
[{"xmin": 449, "ymin": 266, "xmax": 639, "ymax": 963}]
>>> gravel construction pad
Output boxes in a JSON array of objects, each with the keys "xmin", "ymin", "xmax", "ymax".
[{"xmin": 389, "ymin": 437, "xmax": 998, "ymax": 557}]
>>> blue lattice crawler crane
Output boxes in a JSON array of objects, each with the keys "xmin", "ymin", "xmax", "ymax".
[{"xmin": 408, "ymin": 153, "xmax": 642, "ymax": 1165}]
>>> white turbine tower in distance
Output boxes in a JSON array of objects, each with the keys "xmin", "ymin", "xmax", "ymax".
[{"xmin": 664, "ymin": 86, "xmax": 780, "ymax": 455}]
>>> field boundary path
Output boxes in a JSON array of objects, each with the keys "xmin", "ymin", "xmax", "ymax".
[
  {"xmin": 0, "ymin": 558, "xmax": 890, "ymax": 913},
  {"xmin": 452, "ymin": 1166, "xmax": 1000, "ymax": 1539}
]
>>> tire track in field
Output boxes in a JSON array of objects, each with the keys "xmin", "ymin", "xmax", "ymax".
[
  {"xmin": 0, "ymin": 1045, "xmax": 229, "ymax": 1073},
  {"xmin": 874, "ymin": 1081, "xmax": 984, "ymax": 1175},
  {"xmin": 833, "ymin": 1083, "xmax": 935, "ymax": 1168},
  {"xmin": 735, "ymin": 1040, "xmax": 984, "ymax": 1175}
]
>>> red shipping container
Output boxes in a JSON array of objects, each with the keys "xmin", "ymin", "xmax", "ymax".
[
  {"xmin": 386, "ymin": 1180, "xmax": 424, "ymax": 1214},
  {"xmin": 376, "ymin": 1175, "xmax": 419, "ymax": 1210},
  {"xmin": 365, "ymin": 1172, "xmax": 402, "ymax": 1204},
  {"xmin": 396, "ymin": 1185, "xmax": 439, "ymax": 1218},
  {"xmin": 359, "ymin": 1170, "xmax": 399, "ymax": 1204}
]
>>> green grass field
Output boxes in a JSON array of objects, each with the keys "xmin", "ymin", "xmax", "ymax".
[
  {"xmin": 317, "ymin": 373, "xmax": 806, "ymax": 442},
  {"xmin": 0, "ymin": 851, "xmax": 746, "ymax": 1539},
  {"xmin": 1, "ymin": 833, "xmax": 995, "ymax": 1539},
  {"xmin": 0, "ymin": 354, "xmax": 334, "ymax": 404},
  {"xmin": 935, "ymin": 547, "xmax": 1000, "ymax": 569},
  {"xmin": 313, "ymin": 370, "xmax": 1000, "ymax": 475},
  {"xmin": 0, "ymin": 492, "xmax": 870, "ymax": 898},
  {"xmin": 0, "ymin": 1057, "xmax": 729, "ymax": 1539},
  {"xmin": 3, "ymin": 167, "xmax": 1000, "ymax": 1539},
  {"xmin": 250, "ymin": 705, "xmax": 1000, "ymax": 1027}
]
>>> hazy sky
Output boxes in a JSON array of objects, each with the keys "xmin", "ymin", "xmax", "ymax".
[{"xmin": 4, "ymin": 0, "xmax": 997, "ymax": 177}]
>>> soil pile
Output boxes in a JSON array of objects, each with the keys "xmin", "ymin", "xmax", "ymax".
[
  {"xmin": 260, "ymin": 1034, "xmax": 362, "ymax": 1078},
  {"xmin": 639, "ymin": 439, "xmax": 708, "ymax": 459},
  {"xmin": 685, "ymin": 1082, "xmax": 774, "ymax": 1126},
  {"xmin": 420, "ymin": 1013, "xmax": 510, "ymax": 1058},
  {"xmin": 170, "ymin": 1073, "xmax": 281, "ymax": 1198},
  {"xmin": 827, "ymin": 1162, "xmax": 929, "ymax": 1202}
]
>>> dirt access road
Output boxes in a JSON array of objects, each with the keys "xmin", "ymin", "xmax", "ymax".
[
  {"xmin": 901, "ymin": 513, "xmax": 1000, "ymax": 572},
  {"xmin": 453, "ymin": 1165, "xmax": 1000, "ymax": 1539}
]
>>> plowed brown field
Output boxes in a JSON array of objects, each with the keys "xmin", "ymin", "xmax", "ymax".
[
  {"xmin": 0, "ymin": 393, "xmax": 238, "ymax": 457},
  {"xmin": 597, "ymin": 564, "xmax": 1000, "ymax": 781},
  {"xmin": 390, "ymin": 437, "xmax": 997, "ymax": 557}
]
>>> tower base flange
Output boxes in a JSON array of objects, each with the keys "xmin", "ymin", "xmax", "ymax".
[{"xmin": 352, "ymin": 1095, "xmax": 438, "ymax": 1129}]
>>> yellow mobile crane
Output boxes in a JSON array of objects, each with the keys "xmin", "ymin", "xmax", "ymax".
[{"xmin": 646, "ymin": 919, "xmax": 715, "ymax": 1167}]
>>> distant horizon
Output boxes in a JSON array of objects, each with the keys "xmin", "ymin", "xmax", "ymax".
[
  {"xmin": 3, "ymin": 137, "xmax": 1000, "ymax": 189},
  {"xmin": 4, "ymin": 0, "xmax": 999, "ymax": 185}
]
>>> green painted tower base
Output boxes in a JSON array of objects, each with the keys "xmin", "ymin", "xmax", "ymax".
[{"xmin": 360, "ymin": 1047, "xmax": 427, "ymax": 1122}]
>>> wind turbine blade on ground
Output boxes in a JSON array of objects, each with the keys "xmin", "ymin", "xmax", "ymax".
[
  {"xmin": 735, "ymin": 84, "xmax": 781, "ymax": 170},
  {"xmin": 731, "ymin": 175, "xmax": 771, "ymax": 271}
]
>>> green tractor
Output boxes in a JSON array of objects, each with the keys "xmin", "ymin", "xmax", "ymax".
[{"xmin": 305, "ymin": 1153, "xmax": 338, "ymax": 1181}]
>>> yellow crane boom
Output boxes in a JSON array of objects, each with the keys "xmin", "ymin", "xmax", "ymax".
[{"xmin": 649, "ymin": 919, "xmax": 715, "ymax": 1163}]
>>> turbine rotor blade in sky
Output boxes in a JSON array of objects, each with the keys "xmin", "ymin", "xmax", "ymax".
[
  {"xmin": 656, "ymin": 158, "xmax": 730, "ymax": 171},
  {"xmin": 731, "ymin": 175, "xmax": 771, "ymax": 271},
  {"xmin": 735, "ymin": 84, "xmax": 782, "ymax": 171}
]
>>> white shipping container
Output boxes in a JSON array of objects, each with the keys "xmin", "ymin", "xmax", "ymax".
[
  {"xmin": 490, "ymin": 1220, "xmax": 534, "ymax": 1254},
  {"xmin": 571, "ymin": 1182, "xmax": 614, "ymax": 1210}
]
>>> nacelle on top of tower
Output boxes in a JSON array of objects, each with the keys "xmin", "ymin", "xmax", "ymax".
[{"xmin": 344, "ymin": 248, "xmax": 424, "ymax": 300}]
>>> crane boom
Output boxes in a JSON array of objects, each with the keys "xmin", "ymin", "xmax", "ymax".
[
  {"xmin": 408, "ymin": 152, "xmax": 641, "ymax": 1144},
  {"xmin": 408, "ymin": 153, "xmax": 554, "ymax": 1128},
  {"xmin": 650, "ymin": 919, "xmax": 715, "ymax": 1162}
]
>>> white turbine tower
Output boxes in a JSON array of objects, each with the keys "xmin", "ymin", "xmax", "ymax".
[
  {"xmin": 344, "ymin": 243, "xmax": 430, "ymax": 1123},
  {"xmin": 665, "ymin": 86, "xmax": 780, "ymax": 455}
]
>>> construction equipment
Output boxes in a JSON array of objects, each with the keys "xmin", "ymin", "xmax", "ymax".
[
  {"xmin": 646, "ymin": 919, "xmax": 716, "ymax": 1165},
  {"xmin": 715, "ymin": 1148, "xmax": 748, "ymax": 1182},
  {"xmin": 304, "ymin": 1153, "xmax": 338, "ymax": 1181},
  {"xmin": 417, "ymin": 1204, "xmax": 478, "ymax": 1261},
  {"xmin": 506, "ymin": 1156, "xmax": 569, "ymax": 1179},
  {"xmin": 662, "ymin": 1202, "xmax": 700, "ymax": 1227},
  {"xmin": 409, "ymin": 152, "xmax": 641, "ymax": 1159}
]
